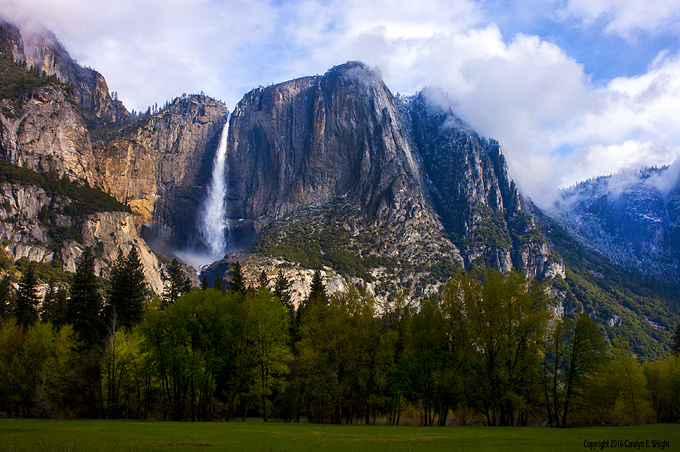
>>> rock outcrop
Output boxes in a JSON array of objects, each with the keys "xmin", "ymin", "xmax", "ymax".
[
  {"xmin": 0, "ymin": 21, "xmax": 23, "ymax": 62},
  {"xmin": 0, "ymin": 84, "xmax": 99, "ymax": 183},
  {"xmin": 19, "ymin": 27, "xmax": 128, "ymax": 123},
  {"xmin": 227, "ymin": 63, "xmax": 561, "ymax": 287},
  {"xmin": 550, "ymin": 166, "xmax": 680, "ymax": 282},
  {"xmin": 229, "ymin": 62, "xmax": 427, "ymax": 224},
  {"xmin": 408, "ymin": 91, "xmax": 562, "ymax": 278},
  {"xmin": 0, "ymin": 183, "xmax": 165, "ymax": 294},
  {"xmin": 94, "ymin": 94, "xmax": 228, "ymax": 245}
]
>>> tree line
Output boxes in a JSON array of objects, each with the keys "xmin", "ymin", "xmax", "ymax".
[{"xmin": 0, "ymin": 247, "xmax": 679, "ymax": 426}]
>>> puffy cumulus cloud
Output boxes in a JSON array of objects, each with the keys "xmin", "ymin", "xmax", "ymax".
[
  {"xmin": 560, "ymin": 0, "xmax": 680, "ymax": 38},
  {"xmin": 1, "ymin": 0, "xmax": 679, "ymax": 208},
  {"xmin": 0, "ymin": 0, "xmax": 282, "ymax": 111},
  {"xmin": 306, "ymin": 16, "xmax": 680, "ymax": 208},
  {"xmin": 542, "ymin": 53, "xmax": 680, "ymax": 186}
]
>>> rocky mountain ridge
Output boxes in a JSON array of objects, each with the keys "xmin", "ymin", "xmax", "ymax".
[
  {"xmin": 93, "ymin": 94, "xmax": 228, "ymax": 247},
  {"xmin": 203, "ymin": 62, "xmax": 563, "ymax": 301},
  {"xmin": 549, "ymin": 165, "xmax": 680, "ymax": 283},
  {"xmin": 0, "ymin": 21, "xmax": 128, "ymax": 124}
]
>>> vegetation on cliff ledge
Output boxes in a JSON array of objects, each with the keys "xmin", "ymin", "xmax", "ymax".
[
  {"xmin": 0, "ymin": 160, "xmax": 130, "ymax": 216},
  {"xmin": 0, "ymin": 54, "xmax": 72, "ymax": 106}
]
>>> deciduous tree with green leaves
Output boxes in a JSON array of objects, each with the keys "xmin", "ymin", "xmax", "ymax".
[
  {"xmin": 245, "ymin": 286, "xmax": 292, "ymax": 421},
  {"xmin": 543, "ymin": 313, "xmax": 606, "ymax": 427},
  {"xmin": 467, "ymin": 269, "xmax": 550, "ymax": 426}
]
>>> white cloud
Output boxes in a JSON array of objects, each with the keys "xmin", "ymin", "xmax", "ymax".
[{"xmin": 560, "ymin": 0, "xmax": 680, "ymax": 38}]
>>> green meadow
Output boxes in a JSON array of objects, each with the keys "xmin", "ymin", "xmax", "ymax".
[{"xmin": 0, "ymin": 419, "xmax": 677, "ymax": 452}]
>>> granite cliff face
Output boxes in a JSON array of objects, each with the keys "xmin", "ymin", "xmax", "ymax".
[
  {"xmin": 229, "ymin": 62, "xmax": 427, "ymax": 224},
  {"xmin": 218, "ymin": 63, "xmax": 562, "ymax": 300},
  {"xmin": 225, "ymin": 63, "xmax": 461, "ymax": 293},
  {"xmin": 408, "ymin": 91, "xmax": 561, "ymax": 278},
  {"xmin": 0, "ymin": 21, "xmax": 128, "ymax": 124},
  {"xmin": 226, "ymin": 63, "xmax": 559, "ymax": 280},
  {"xmin": 94, "ymin": 94, "xmax": 228, "ymax": 247},
  {"xmin": 0, "ymin": 183, "xmax": 164, "ymax": 293},
  {"xmin": 551, "ymin": 166, "xmax": 680, "ymax": 282},
  {"xmin": 0, "ymin": 84, "xmax": 99, "ymax": 183}
]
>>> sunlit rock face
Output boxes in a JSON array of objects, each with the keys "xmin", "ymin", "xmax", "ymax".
[
  {"xmin": 0, "ymin": 84, "xmax": 99, "ymax": 184},
  {"xmin": 93, "ymin": 95, "xmax": 228, "ymax": 247},
  {"xmin": 0, "ymin": 183, "xmax": 165, "ymax": 294}
]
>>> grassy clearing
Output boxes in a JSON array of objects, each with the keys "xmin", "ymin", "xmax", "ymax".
[{"xmin": 0, "ymin": 419, "xmax": 678, "ymax": 452}]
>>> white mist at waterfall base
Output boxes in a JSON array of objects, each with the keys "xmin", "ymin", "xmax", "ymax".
[{"xmin": 176, "ymin": 118, "xmax": 231, "ymax": 270}]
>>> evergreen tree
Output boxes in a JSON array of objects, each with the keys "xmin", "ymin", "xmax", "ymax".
[
  {"xmin": 0, "ymin": 276, "xmax": 12, "ymax": 319},
  {"xmin": 14, "ymin": 263, "xmax": 39, "ymax": 327},
  {"xmin": 307, "ymin": 269, "xmax": 327, "ymax": 306},
  {"xmin": 162, "ymin": 258, "xmax": 192, "ymax": 309},
  {"xmin": 257, "ymin": 270, "xmax": 269, "ymax": 290},
  {"xmin": 51, "ymin": 286, "xmax": 69, "ymax": 327},
  {"xmin": 273, "ymin": 269, "xmax": 295, "ymax": 337},
  {"xmin": 229, "ymin": 262, "xmax": 246, "ymax": 295},
  {"xmin": 214, "ymin": 274, "xmax": 224, "ymax": 293},
  {"xmin": 40, "ymin": 278, "xmax": 58, "ymax": 322},
  {"xmin": 200, "ymin": 274, "xmax": 209, "ymax": 290},
  {"xmin": 673, "ymin": 324, "xmax": 680, "ymax": 357},
  {"xmin": 296, "ymin": 269, "xmax": 327, "ymax": 336},
  {"xmin": 68, "ymin": 247, "xmax": 104, "ymax": 346},
  {"xmin": 106, "ymin": 247, "xmax": 148, "ymax": 330},
  {"xmin": 273, "ymin": 270, "xmax": 292, "ymax": 311}
]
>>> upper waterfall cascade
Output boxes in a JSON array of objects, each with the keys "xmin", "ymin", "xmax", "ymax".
[{"xmin": 198, "ymin": 116, "xmax": 230, "ymax": 259}]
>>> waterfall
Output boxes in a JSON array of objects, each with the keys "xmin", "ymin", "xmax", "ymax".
[{"xmin": 199, "ymin": 116, "xmax": 230, "ymax": 258}]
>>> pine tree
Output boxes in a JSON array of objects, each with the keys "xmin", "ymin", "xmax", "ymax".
[
  {"xmin": 14, "ymin": 263, "xmax": 39, "ymax": 327},
  {"xmin": 162, "ymin": 258, "xmax": 192, "ymax": 309},
  {"xmin": 106, "ymin": 247, "xmax": 148, "ymax": 330},
  {"xmin": 274, "ymin": 269, "xmax": 295, "ymax": 339},
  {"xmin": 229, "ymin": 262, "xmax": 246, "ymax": 295},
  {"xmin": 214, "ymin": 274, "xmax": 224, "ymax": 293},
  {"xmin": 0, "ymin": 276, "xmax": 12, "ymax": 319},
  {"xmin": 307, "ymin": 269, "xmax": 327, "ymax": 306},
  {"xmin": 296, "ymin": 269, "xmax": 327, "ymax": 334},
  {"xmin": 257, "ymin": 270, "xmax": 268, "ymax": 290},
  {"xmin": 40, "ymin": 278, "xmax": 58, "ymax": 322},
  {"xmin": 51, "ymin": 286, "xmax": 69, "ymax": 327},
  {"xmin": 68, "ymin": 247, "xmax": 104, "ymax": 346},
  {"xmin": 274, "ymin": 269, "xmax": 294, "ymax": 312},
  {"xmin": 673, "ymin": 324, "xmax": 680, "ymax": 357},
  {"xmin": 200, "ymin": 274, "xmax": 209, "ymax": 290}
]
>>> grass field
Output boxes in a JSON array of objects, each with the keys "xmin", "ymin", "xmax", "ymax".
[{"xmin": 0, "ymin": 419, "xmax": 677, "ymax": 452}]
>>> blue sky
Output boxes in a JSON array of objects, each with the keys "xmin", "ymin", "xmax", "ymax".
[{"xmin": 2, "ymin": 0, "xmax": 680, "ymax": 206}]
